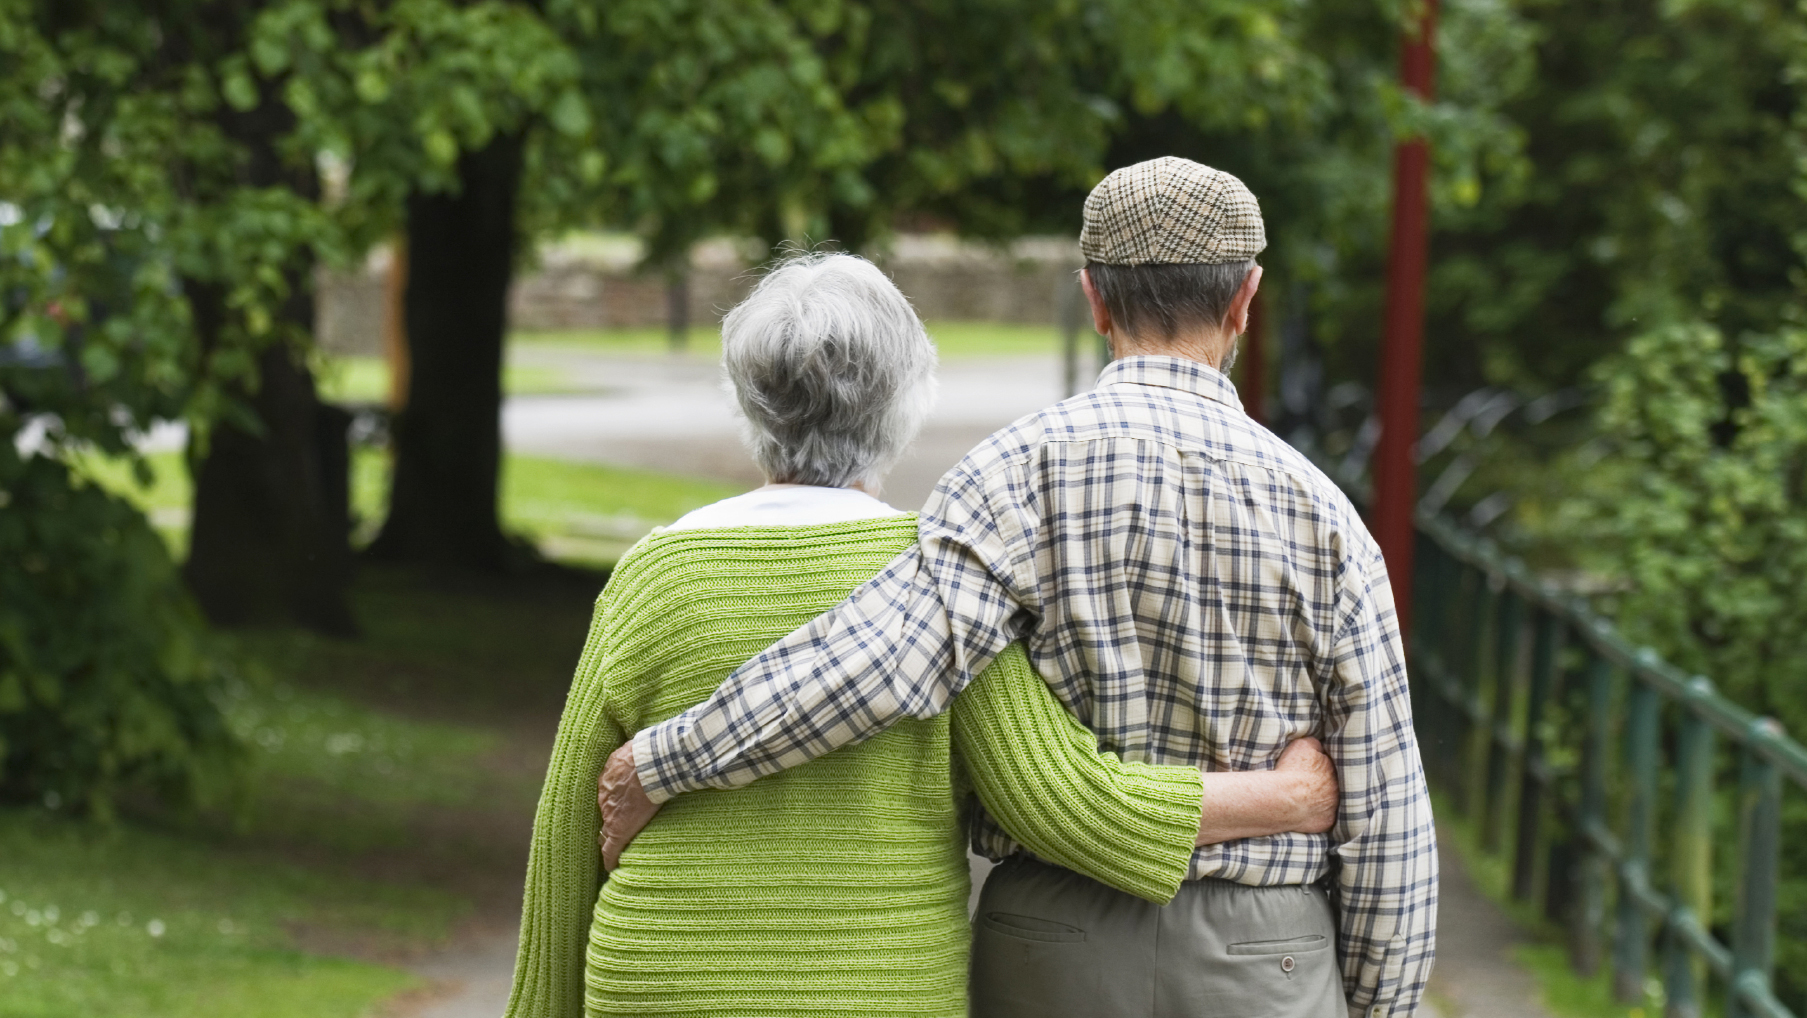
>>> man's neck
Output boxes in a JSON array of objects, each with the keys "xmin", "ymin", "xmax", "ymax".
[{"xmin": 1109, "ymin": 328, "xmax": 1236, "ymax": 372}]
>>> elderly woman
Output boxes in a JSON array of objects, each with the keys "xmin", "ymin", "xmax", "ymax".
[{"xmin": 502, "ymin": 253, "xmax": 1334, "ymax": 1018}]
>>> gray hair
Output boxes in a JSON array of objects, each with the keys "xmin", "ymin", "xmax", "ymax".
[
  {"xmin": 1084, "ymin": 260, "xmax": 1256, "ymax": 343},
  {"xmin": 722, "ymin": 252, "xmax": 938, "ymax": 489}
]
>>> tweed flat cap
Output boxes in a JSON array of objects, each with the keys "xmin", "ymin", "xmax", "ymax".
[{"xmin": 1080, "ymin": 157, "xmax": 1266, "ymax": 265}]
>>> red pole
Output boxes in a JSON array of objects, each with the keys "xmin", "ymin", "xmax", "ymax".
[
  {"xmin": 1373, "ymin": 0, "xmax": 1437, "ymax": 638},
  {"xmin": 1242, "ymin": 290, "xmax": 1266, "ymax": 426}
]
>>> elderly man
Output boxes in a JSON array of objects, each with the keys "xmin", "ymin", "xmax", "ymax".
[{"xmin": 602, "ymin": 157, "xmax": 1438, "ymax": 1018}]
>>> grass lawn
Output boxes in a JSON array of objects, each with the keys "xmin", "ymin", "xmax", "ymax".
[
  {"xmin": 19, "ymin": 446, "xmax": 737, "ymax": 1015},
  {"xmin": 73, "ymin": 448, "xmax": 745, "ymax": 568},
  {"xmin": 0, "ymin": 570, "xmax": 592, "ymax": 1018},
  {"xmin": 502, "ymin": 455, "xmax": 742, "ymax": 567},
  {"xmin": 0, "ymin": 808, "xmax": 455, "ymax": 1018},
  {"xmin": 0, "ymin": 556, "xmax": 603, "ymax": 1017},
  {"xmin": 315, "ymin": 355, "xmax": 573, "ymax": 403},
  {"xmin": 511, "ymin": 319, "xmax": 1072, "ymax": 360}
]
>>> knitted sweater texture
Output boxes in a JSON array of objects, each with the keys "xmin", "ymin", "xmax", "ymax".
[{"xmin": 504, "ymin": 518, "xmax": 1203, "ymax": 1018}]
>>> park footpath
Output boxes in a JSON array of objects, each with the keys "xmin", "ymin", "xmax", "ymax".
[{"xmin": 393, "ymin": 345, "xmax": 1561, "ymax": 1018}]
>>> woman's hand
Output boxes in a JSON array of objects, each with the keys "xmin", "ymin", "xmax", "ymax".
[{"xmin": 1194, "ymin": 736, "xmax": 1340, "ymax": 846}]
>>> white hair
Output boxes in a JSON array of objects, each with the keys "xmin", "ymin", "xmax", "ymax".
[{"xmin": 721, "ymin": 252, "xmax": 938, "ymax": 490}]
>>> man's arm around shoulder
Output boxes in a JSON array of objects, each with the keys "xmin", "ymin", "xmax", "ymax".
[{"xmin": 602, "ymin": 462, "xmax": 1037, "ymax": 862}]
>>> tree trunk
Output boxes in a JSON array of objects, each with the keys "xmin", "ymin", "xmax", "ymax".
[
  {"xmin": 185, "ymin": 283, "xmax": 358, "ymax": 635},
  {"xmin": 666, "ymin": 268, "xmax": 690, "ymax": 352},
  {"xmin": 367, "ymin": 134, "xmax": 526, "ymax": 571},
  {"xmin": 183, "ymin": 50, "xmax": 355, "ymax": 635}
]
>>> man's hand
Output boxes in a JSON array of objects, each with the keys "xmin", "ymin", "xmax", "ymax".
[
  {"xmin": 1194, "ymin": 736, "xmax": 1340, "ymax": 846},
  {"xmin": 599, "ymin": 742, "xmax": 661, "ymax": 871},
  {"xmin": 1274, "ymin": 736, "xmax": 1338, "ymax": 834}
]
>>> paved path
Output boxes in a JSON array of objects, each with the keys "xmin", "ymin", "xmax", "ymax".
[
  {"xmin": 400, "ymin": 924, "xmax": 520, "ymax": 1018},
  {"xmin": 503, "ymin": 347, "xmax": 1071, "ymax": 512},
  {"xmin": 1422, "ymin": 834, "xmax": 1555, "ymax": 1018}
]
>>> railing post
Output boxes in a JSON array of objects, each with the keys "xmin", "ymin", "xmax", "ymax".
[
  {"xmin": 1484, "ymin": 587, "xmax": 1524, "ymax": 853},
  {"xmin": 1454, "ymin": 570, "xmax": 1498, "ymax": 818},
  {"xmin": 1409, "ymin": 533, "xmax": 1444, "ymax": 780},
  {"xmin": 1432, "ymin": 556, "xmax": 1475, "ymax": 786},
  {"xmin": 1614, "ymin": 676, "xmax": 1659, "ymax": 1004},
  {"xmin": 1410, "ymin": 530, "xmax": 1440, "ymax": 665},
  {"xmin": 1728, "ymin": 728, "xmax": 1782, "ymax": 1018},
  {"xmin": 1573, "ymin": 650, "xmax": 1615, "ymax": 976},
  {"xmin": 1514, "ymin": 607, "xmax": 1563, "ymax": 901},
  {"xmin": 1410, "ymin": 529, "xmax": 1430, "ymax": 642},
  {"xmin": 1664, "ymin": 699, "xmax": 1715, "ymax": 1018}
]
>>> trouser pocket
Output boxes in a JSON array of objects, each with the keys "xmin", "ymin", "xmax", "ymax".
[
  {"xmin": 980, "ymin": 911, "xmax": 1088, "ymax": 943},
  {"xmin": 969, "ymin": 857, "xmax": 1154, "ymax": 1018},
  {"xmin": 1160, "ymin": 885, "xmax": 1345, "ymax": 1018}
]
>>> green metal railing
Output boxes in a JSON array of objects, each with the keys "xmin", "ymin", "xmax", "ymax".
[{"xmin": 1408, "ymin": 510, "xmax": 1807, "ymax": 1018}]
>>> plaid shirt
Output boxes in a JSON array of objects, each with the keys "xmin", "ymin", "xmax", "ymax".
[{"xmin": 632, "ymin": 355, "xmax": 1437, "ymax": 1018}]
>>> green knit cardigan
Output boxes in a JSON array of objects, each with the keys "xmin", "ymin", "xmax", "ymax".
[{"xmin": 503, "ymin": 517, "xmax": 1203, "ymax": 1018}]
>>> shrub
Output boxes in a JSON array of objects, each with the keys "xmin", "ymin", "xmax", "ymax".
[
  {"xmin": 0, "ymin": 447, "xmax": 239, "ymax": 816},
  {"xmin": 1562, "ymin": 323, "xmax": 1807, "ymax": 729}
]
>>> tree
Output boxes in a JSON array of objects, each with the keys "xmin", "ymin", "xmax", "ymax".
[
  {"xmin": 372, "ymin": 0, "xmax": 886, "ymax": 568},
  {"xmin": 1423, "ymin": 0, "xmax": 1802, "ymax": 397},
  {"xmin": 250, "ymin": 0, "xmax": 590, "ymax": 570},
  {"xmin": 0, "ymin": 0, "xmax": 583, "ymax": 805},
  {"xmin": 2, "ymin": 0, "xmax": 377, "ymax": 636},
  {"xmin": 174, "ymin": 6, "xmax": 357, "ymax": 632},
  {"xmin": 0, "ymin": 0, "xmax": 341, "ymax": 805},
  {"xmin": 365, "ymin": 0, "xmax": 1369, "ymax": 567},
  {"xmin": 369, "ymin": 135, "xmax": 528, "ymax": 569}
]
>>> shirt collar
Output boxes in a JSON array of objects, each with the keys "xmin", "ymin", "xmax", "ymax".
[{"xmin": 1096, "ymin": 355, "xmax": 1245, "ymax": 413}]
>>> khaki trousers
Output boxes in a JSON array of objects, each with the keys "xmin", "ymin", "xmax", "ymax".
[{"xmin": 970, "ymin": 856, "xmax": 1347, "ymax": 1018}]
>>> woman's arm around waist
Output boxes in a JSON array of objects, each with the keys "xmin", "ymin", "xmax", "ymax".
[
  {"xmin": 952, "ymin": 646, "xmax": 1340, "ymax": 905},
  {"xmin": 950, "ymin": 645, "xmax": 1203, "ymax": 904}
]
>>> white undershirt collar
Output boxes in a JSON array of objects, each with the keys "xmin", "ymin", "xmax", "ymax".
[{"xmin": 663, "ymin": 485, "xmax": 910, "ymax": 532}]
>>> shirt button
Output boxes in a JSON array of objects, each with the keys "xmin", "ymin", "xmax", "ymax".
[{"xmin": 1280, "ymin": 956, "xmax": 1295, "ymax": 973}]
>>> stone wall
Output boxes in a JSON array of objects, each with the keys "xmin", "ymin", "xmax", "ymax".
[
  {"xmin": 316, "ymin": 233, "xmax": 1080, "ymax": 357},
  {"xmin": 315, "ymin": 247, "xmax": 392, "ymax": 357}
]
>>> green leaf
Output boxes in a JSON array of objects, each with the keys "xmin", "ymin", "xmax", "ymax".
[
  {"xmin": 424, "ymin": 130, "xmax": 458, "ymax": 165},
  {"xmin": 251, "ymin": 34, "xmax": 289, "ymax": 76},
  {"xmin": 0, "ymin": 672, "xmax": 24, "ymax": 713},
  {"xmin": 221, "ymin": 67, "xmax": 259, "ymax": 112},
  {"xmin": 354, "ymin": 68, "xmax": 390, "ymax": 104},
  {"xmin": 549, "ymin": 89, "xmax": 590, "ymax": 137},
  {"xmin": 579, "ymin": 150, "xmax": 606, "ymax": 184}
]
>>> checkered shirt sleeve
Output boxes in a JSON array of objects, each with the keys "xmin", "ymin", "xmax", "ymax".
[{"xmin": 630, "ymin": 356, "xmax": 1437, "ymax": 1017}]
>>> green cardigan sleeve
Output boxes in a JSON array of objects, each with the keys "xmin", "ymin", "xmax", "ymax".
[
  {"xmin": 951, "ymin": 644, "xmax": 1203, "ymax": 904},
  {"xmin": 502, "ymin": 582, "xmax": 628, "ymax": 1018}
]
